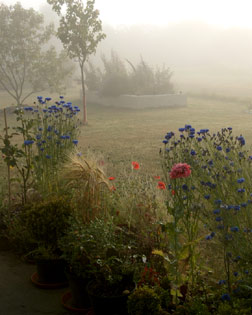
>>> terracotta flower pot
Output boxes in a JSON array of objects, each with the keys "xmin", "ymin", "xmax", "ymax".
[
  {"xmin": 87, "ymin": 280, "xmax": 135, "ymax": 315},
  {"xmin": 35, "ymin": 258, "xmax": 67, "ymax": 284},
  {"xmin": 67, "ymin": 272, "xmax": 91, "ymax": 309}
]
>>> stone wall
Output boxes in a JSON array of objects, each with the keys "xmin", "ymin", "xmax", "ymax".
[{"xmin": 86, "ymin": 92, "xmax": 187, "ymax": 109}]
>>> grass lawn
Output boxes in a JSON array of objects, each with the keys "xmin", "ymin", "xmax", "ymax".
[
  {"xmin": 78, "ymin": 96, "xmax": 252, "ymax": 174},
  {"xmin": 1, "ymin": 93, "xmax": 252, "ymax": 177}
]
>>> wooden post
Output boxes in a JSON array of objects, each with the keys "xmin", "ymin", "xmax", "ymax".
[{"xmin": 3, "ymin": 108, "xmax": 11, "ymax": 209}]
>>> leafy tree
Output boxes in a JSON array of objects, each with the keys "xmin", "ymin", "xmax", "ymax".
[
  {"xmin": 47, "ymin": 0, "xmax": 106, "ymax": 124},
  {"xmin": 0, "ymin": 3, "xmax": 72, "ymax": 106}
]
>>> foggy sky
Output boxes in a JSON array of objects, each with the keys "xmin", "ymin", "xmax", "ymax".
[{"xmin": 2, "ymin": 0, "xmax": 252, "ymax": 97}]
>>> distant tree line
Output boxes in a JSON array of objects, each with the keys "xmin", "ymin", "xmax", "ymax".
[{"xmin": 85, "ymin": 51, "xmax": 175, "ymax": 97}]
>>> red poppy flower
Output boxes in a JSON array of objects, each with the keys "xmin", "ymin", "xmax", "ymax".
[
  {"xmin": 170, "ymin": 163, "xmax": 191, "ymax": 179},
  {"xmin": 154, "ymin": 176, "xmax": 161, "ymax": 179},
  {"xmin": 109, "ymin": 176, "xmax": 115, "ymax": 181},
  {"xmin": 157, "ymin": 181, "xmax": 166, "ymax": 190},
  {"xmin": 172, "ymin": 190, "xmax": 175, "ymax": 195},
  {"xmin": 132, "ymin": 161, "xmax": 140, "ymax": 170}
]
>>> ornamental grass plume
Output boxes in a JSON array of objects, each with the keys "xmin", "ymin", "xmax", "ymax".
[{"xmin": 60, "ymin": 150, "xmax": 110, "ymax": 222}]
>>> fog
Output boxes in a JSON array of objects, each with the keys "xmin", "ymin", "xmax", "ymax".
[
  {"xmin": 37, "ymin": 2, "xmax": 252, "ymax": 98},
  {"xmin": 2, "ymin": 1, "xmax": 252, "ymax": 99},
  {"xmin": 87, "ymin": 22, "xmax": 252, "ymax": 98}
]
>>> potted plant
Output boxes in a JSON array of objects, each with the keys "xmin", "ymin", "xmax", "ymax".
[
  {"xmin": 60, "ymin": 216, "xmax": 138, "ymax": 314},
  {"xmin": 12, "ymin": 196, "xmax": 72, "ymax": 286}
]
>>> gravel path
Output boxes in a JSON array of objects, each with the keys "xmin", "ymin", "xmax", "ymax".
[{"xmin": 0, "ymin": 244, "xmax": 70, "ymax": 315}]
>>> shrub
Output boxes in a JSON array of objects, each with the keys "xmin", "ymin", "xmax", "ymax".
[
  {"xmin": 127, "ymin": 286, "xmax": 161, "ymax": 315},
  {"xmin": 6, "ymin": 196, "xmax": 72, "ymax": 258}
]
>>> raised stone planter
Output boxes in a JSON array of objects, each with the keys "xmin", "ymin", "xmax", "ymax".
[{"xmin": 86, "ymin": 92, "xmax": 187, "ymax": 109}]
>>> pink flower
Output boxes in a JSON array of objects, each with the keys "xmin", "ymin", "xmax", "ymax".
[{"xmin": 170, "ymin": 163, "xmax": 191, "ymax": 179}]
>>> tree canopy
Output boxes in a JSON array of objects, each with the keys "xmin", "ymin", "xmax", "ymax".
[
  {"xmin": 0, "ymin": 3, "xmax": 72, "ymax": 106},
  {"xmin": 47, "ymin": 0, "xmax": 106, "ymax": 124}
]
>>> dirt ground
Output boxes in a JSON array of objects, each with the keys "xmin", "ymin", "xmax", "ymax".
[{"xmin": 0, "ymin": 241, "xmax": 70, "ymax": 315}]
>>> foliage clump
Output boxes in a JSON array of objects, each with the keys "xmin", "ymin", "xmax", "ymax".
[
  {"xmin": 127, "ymin": 286, "xmax": 161, "ymax": 315},
  {"xmin": 6, "ymin": 196, "xmax": 72, "ymax": 258}
]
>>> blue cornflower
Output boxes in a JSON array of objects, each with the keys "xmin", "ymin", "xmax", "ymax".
[
  {"xmin": 185, "ymin": 124, "xmax": 192, "ymax": 129},
  {"xmin": 204, "ymin": 195, "xmax": 210, "ymax": 200},
  {"xmin": 233, "ymin": 271, "xmax": 238, "ymax": 277},
  {"xmin": 237, "ymin": 178, "xmax": 245, "ymax": 184},
  {"xmin": 179, "ymin": 128, "xmax": 185, "ymax": 132},
  {"xmin": 189, "ymin": 128, "xmax": 195, "ymax": 133},
  {"xmin": 216, "ymin": 146, "xmax": 222, "ymax": 151},
  {"xmin": 36, "ymin": 135, "xmax": 41, "ymax": 140},
  {"xmin": 163, "ymin": 140, "xmax": 168, "ymax": 144},
  {"xmin": 45, "ymin": 97, "xmax": 52, "ymax": 101},
  {"xmin": 181, "ymin": 184, "xmax": 188, "ymax": 191},
  {"xmin": 218, "ymin": 280, "xmax": 226, "ymax": 285},
  {"xmin": 249, "ymin": 156, "xmax": 252, "ymax": 160},
  {"xmin": 197, "ymin": 137, "xmax": 202, "ymax": 142},
  {"xmin": 237, "ymin": 188, "xmax": 245, "ymax": 193},
  {"xmin": 205, "ymin": 235, "xmax": 212, "ymax": 240},
  {"xmin": 234, "ymin": 205, "xmax": 241, "ymax": 211},
  {"xmin": 59, "ymin": 96, "xmax": 64, "ymax": 99},
  {"xmin": 210, "ymin": 232, "xmax": 215, "ymax": 237},
  {"xmin": 244, "ymin": 270, "xmax": 249, "ymax": 274},
  {"xmin": 216, "ymin": 216, "xmax": 222, "ymax": 222},
  {"xmin": 221, "ymin": 293, "xmax": 231, "ymax": 301},
  {"xmin": 213, "ymin": 209, "xmax": 221, "ymax": 215},
  {"xmin": 228, "ymin": 127, "xmax": 232, "ymax": 130},
  {"xmin": 227, "ymin": 205, "xmax": 234, "ymax": 210},
  {"xmin": 190, "ymin": 150, "xmax": 196, "ymax": 156},
  {"xmin": 46, "ymin": 155, "xmax": 51, "ymax": 159},
  {"xmin": 215, "ymin": 199, "xmax": 222, "ymax": 205},
  {"xmin": 24, "ymin": 106, "xmax": 33, "ymax": 111},
  {"xmin": 72, "ymin": 140, "xmax": 78, "ymax": 145},
  {"xmin": 189, "ymin": 134, "xmax": 195, "ymax": 138},
  {"xmin": 238, "ymin": 136, "xmax": 245, "ymax": 146},
  {"xmin": 208, "ymin": 160, "xmax": 213, "ymax": 166},
  {"xmin": 241, "ymin": 203, "xmax": 247, "ymax": 207},
  {"xmin": 43, "ymin": 109, "xmax": 48, "ymax": 113},
  {"xmin": 226, "ymin": 148, "xmax": 231, "ymax": 153},
  {"xmin": 24, "ymin": 140, "xmax": 34, "ymax": 145},
  {"xmin": 60, "ymin": 135, "xmax": 67, "ymax": 139},
  {"xmin": 230, "ymin": 226, "xmax": 239, "ymax": 232},
  {"xmin": 47, "ymin": 126, "xmax": 52, "ymax": 132},
  {"xmin": 234, "ymin": 256, "xmax": 241, "ymax": 262}
]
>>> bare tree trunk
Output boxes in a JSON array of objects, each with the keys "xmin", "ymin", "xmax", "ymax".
[{"xmin": 80, "ymin": 63, "xmax": 87, "ymax": 125}]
